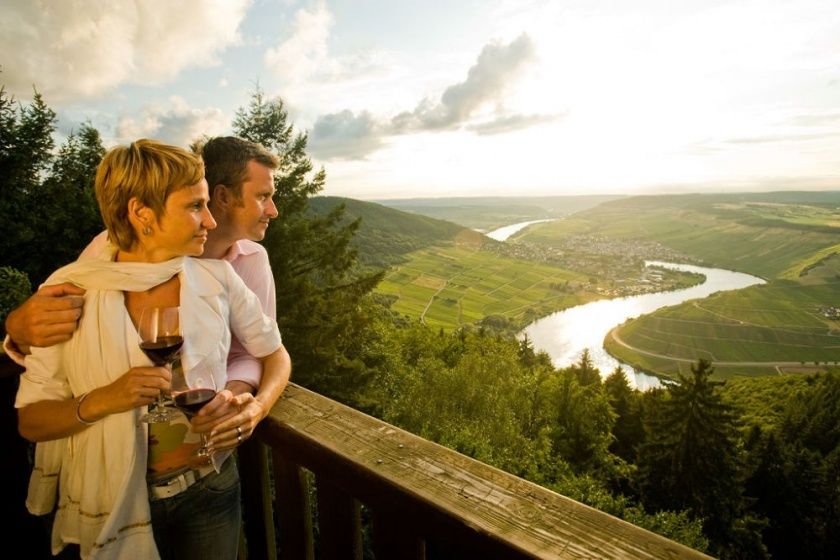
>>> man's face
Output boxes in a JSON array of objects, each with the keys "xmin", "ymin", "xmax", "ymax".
[{"xmin": 229, "ymin": 161, "xmax": 278, "ymax": 241}]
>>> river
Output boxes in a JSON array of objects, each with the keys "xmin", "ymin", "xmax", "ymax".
[
  {"xmin": 486, "ymin": 222, "xmax": 766, "ymax": 389},
  {"xmin": 484, "ymin": 219, "xmax": 556, "ymax": 241}
]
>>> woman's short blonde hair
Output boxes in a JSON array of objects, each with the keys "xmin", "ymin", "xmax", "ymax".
[{"xmin": 95, "ymin": 139, "xmax": 205, "ymax": 251}]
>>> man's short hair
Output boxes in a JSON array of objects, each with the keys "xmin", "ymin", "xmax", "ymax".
[
  {"xmin": 198, "ymin": 136, "xmax": 279, "ymax": 199},
  {"xmin": 95, "ymin": 139, "xmax": 204, "ymax": 251}
]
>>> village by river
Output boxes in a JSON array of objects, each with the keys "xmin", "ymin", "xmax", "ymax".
[{"xmin": 487, "ymin": 221, "xmax": 765, "ymax": 389}]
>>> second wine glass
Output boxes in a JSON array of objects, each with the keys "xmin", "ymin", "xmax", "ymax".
[
  {"xmin": 138, "ymin": 306, "xmax": 182, "ymax": 423},
  {"xmin": 172, "ymin": 356, "xmax": 220, "ymax": 459}
]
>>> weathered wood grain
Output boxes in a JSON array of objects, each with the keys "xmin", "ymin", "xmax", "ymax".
[{"xmin": 255, "ymin": 383, "xmax": 713, "ymax": 560}]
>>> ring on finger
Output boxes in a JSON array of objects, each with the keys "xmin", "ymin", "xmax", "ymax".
[
  {"xmin": 237, "ymin": 434, "xmax": 242, "ymax": 443},
  {"xmin": 236, "ymin": 426, "xmax": 242, "ymax": 437}
]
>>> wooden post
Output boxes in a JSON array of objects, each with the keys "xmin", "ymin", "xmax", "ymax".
[
  {"xmin": 273, "ymin": 448, "xmax": 314, "ymax": 560},
  {"xmin": 239, "ymin": 437, "xmax": 276, "ymax": 560},
  {"xmin": 316, "ymin": 479, "xmax": 363, "ymax": 560},
  {"xmin": 371, "ymin": 508, "xmax": 424, "ymax": 560}
]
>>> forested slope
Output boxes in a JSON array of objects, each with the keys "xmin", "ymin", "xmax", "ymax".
[{"xmin": 308, "ymin": 196, "xmax": 473, "ymax": 268}]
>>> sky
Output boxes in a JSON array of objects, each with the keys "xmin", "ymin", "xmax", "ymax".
[{"xmin": 2, "ymin": 0, "xmax": 839, "ymax": 200}]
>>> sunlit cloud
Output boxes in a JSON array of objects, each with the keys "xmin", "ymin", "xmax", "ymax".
[
  {"xmin": 0, "ymin": 0, "xmax": 250, "ymax": 102},
  {"xmin": 115, "ymin": 97, "xmax": 227, "ymax": 147},
  {"xmin": 307, "ymin": 110, "xmax": 385, "ymax": 160},
  {"xmin": 391, "ymin": 34, "xmax": 536, "ymax": 131},
  {"xmin": 309, "ymin": 34, "xmax": 561, "ymax": 160},
  {"xmin": 468, "ymin": 113, "xmax": 566, "ymax": 136},
  {"xmin": 263, "ymin": 1, "xmax": 332, "ymax": 86},
  {"xmin": 263, "ymin": 1, "xmax": 395, "ymax": 96},
  {"xmin": 725, "ymin": 132, "xmax": 840, "ymax": 145}
]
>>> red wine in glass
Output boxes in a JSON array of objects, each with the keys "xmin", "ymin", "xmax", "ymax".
[
  {"xmin": 139, "ymin": 336, "xmax": 184, "ymax": 366},
  {"xmin": 173, "ymin": 388, "xmax": 216, "ymax": 417},
  {"xmin": 176, "ymin": 355, "xmax": 221, "ymax": 459},
  {"xmin": 138, "ymin": 306, "xmax": 181, "ymax": 423}
]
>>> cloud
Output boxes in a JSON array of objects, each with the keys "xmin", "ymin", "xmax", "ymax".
[
  {"xmin": 308, "ymin": 110, "xmax": 384, "ymax": 160},
  {"xmin": 310, "ymin": 34, "xmax": 548, "ymax": 160},
  {"xmin": 0, "ymin": 0, "xmax": 249, "ymax": 102},
  {"xmin": 263, "ymin": 1, "xmax": 332, "ymax": 86},
  {"xmin": 115, "ymin": 97, "xmax": 228, "ymax": 147},
  {"xmin": 391, "ymin": 34, "xmax": 536, "ymax": 132},
  {"xmin": 468, "ymin": 112, "xmax": 565, "ymax": 136},
  {"xmin": 789, "ymin": 112, "xmax": 840, "ymax": 126},
  {"xmin": 725, "ymin": 132, "xmax": 840, "ymax": 144}
]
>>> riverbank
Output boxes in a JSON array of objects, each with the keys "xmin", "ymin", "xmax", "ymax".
[{"xmin": 521, "ymin": 262, "xmax": 765, "ymax": 389}]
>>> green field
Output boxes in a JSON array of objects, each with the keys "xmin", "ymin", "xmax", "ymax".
[
  {"xmin": 530, "ymin": 193, "xmax": 840, "ymax": 378},
  {"xmin": 377, "ymin": 244, "xmax": 596, "ymax": 330}
]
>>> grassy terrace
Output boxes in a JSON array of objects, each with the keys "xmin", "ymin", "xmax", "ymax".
[
  {"xmin": 604, "ymin": 278, "xmax": 840, "ymax": 379},
  {"xmin": 377, "ymin": 244, "xmax": 594, "ymax": 331}
]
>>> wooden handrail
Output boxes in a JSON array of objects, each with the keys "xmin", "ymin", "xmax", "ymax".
[{"xmin": 241, "ymin": 383, "xmax": 713, "ymax": 559}]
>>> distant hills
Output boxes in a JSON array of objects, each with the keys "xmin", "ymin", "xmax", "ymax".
[
  {"xmin": 373, "ymin": 194, "xmax": 624, "ymax": 231},
  {"xmin": 519, "ymin": 190, "xmax": 840, "ymax": 279},
  {"xmin": 307, "ymin": 194, "xmax": 630, "ymax": 268},
  {"xmin": 309, "ymin": 190, "xmax": 840, "ymax": 276}
]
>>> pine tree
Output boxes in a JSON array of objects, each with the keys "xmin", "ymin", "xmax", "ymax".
[
  {"xmin": 26, "ymin": 124, "xmax": 105, "ymax": 284},
  {"xmin": 0, "ymin": 88, "xmax": 57, "ymax": 279},
  {"xmin": 231, "ymin": 87, "xmax": 383, "ymax": 401},
  {"xmin": 744, "ymin": 431, "xmax": 830, "ymax": 559},
  {"xmin": 604, "ymin": 366, "xmax": 643, "ymax": 461},
  {"xmin": 571, "ymin": 348, "xmax": 601, "ymax": 386},
  {"xmin": 637, "ymin": 359, "xmax": 757, "ymax": 556},
  {"xmin": 538, "ymin": 367, "xmax": 615, "ymax": 473}
]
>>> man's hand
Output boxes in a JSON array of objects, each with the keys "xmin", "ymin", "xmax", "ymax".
[
  {"xmin": 192, "ymin": 390, "xmax": 266, "ymax": 452},
  {"xmin": 5, "ymin": 283, "xmax": 86, "ymax": 352}
]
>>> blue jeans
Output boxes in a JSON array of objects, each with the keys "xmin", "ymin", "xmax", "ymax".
[{"xmin": 150, "ymin": 457, "xmax": 241, "ymax": 560}]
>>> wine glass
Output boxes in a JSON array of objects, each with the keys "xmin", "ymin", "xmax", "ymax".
[
  {"xmin": 138, "ymin": 306, "xmax": 183, "ymax": 423},
  {"xmin": 172, "ymin": 356, "xmax": 220, "ymax": 459}
]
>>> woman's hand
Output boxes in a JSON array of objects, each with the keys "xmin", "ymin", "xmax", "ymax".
[
  {"xmin": 84, "ymin": 366, "xmax": 171, "ymax": 420},
  {"xmin": 19, "ymin": 365, "xmax": 171, "ymax": 441}
]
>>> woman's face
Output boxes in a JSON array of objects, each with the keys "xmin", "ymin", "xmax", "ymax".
[{"xmin": 149, "ymin": 179, "xmax": 217, "ymax": 259}]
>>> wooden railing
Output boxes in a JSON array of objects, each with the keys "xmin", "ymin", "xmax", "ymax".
[{"xmin": 239, "ymin": 383, "xmax": 713, "ymax": 559}]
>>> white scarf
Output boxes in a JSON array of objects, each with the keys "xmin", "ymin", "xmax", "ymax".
[{"xmin": 26, "ymin": 255, "xmax": 186, "ymax": 560}]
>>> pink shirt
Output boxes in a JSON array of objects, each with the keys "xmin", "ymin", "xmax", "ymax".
[
  {"xmin": 221, "ymin": 239, "xmax": 277, "ymax": 389},
  {"xmin": 4, "ymin": 231, "xmax": 275, "ymax": 389}
]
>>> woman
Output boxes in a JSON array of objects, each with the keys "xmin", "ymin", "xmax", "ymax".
[{"xmin": 16, "ymin": 139, "xmax": 284, "ymax": 560}]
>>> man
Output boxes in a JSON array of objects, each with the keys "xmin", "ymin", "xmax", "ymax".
[{"xmin": 4, "ymin": 136, "xmax": 291, "ymax": 449}]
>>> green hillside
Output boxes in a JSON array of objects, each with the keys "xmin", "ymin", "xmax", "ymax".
[
  {"xmin": 309, "ymin": 196, "xmax": 626, "ymax": 331},
  {"xmin": 521, "ymin": 192, "xmax": 840, "ymax": 379},
  {"xmin": 519, "ymin": 192, "xmax": 840, "ymax": 280},
  {"xmin": 308, "ymin": 196, "xmax": 472, "ymax": 268}
]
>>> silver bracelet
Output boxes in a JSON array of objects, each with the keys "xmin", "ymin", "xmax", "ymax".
[{"xmin": 75, "ymin": 392, "xmax": 96, "ymax": 426}]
